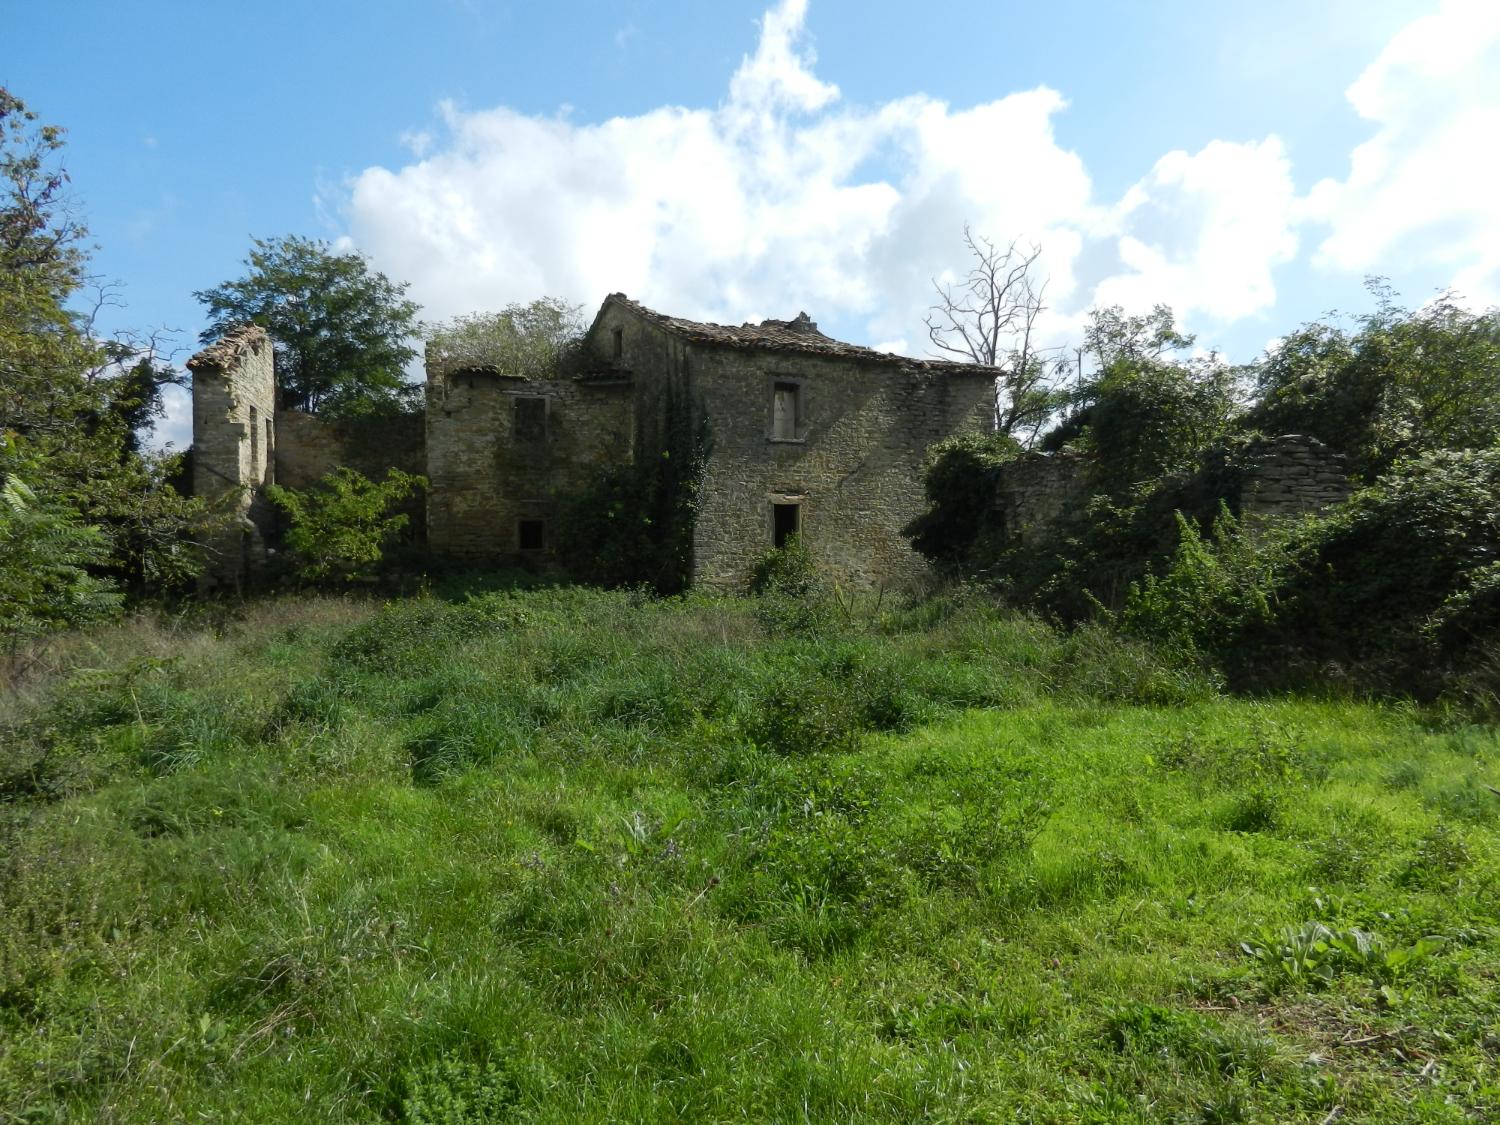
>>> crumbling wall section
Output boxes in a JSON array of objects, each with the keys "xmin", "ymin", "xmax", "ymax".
[
  {"xmin": 188, "ymin": 324, "xmax": 275, "ymax": 591},
  {"xmin": 1237, "ymin": 434, "xmax": 1353, "ymax": 521},
  {"xmin": 272, "ymin": 409, "xmax": 425, "ymax": 490},
  {"xmin": 993, "ymin": 452, "xmax": 1089, "ymax": 545}
]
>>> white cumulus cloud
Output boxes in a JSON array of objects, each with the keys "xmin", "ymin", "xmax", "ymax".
[
  {"xmin": 340, "ymin": 0, "xmax": 1472, "ymax": 361},
  {"xmin": 1305, "ymin": 0, "xmax": 1500, "ymax": 307}
]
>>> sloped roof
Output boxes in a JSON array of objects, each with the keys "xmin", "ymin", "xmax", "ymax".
[{"xmin": 599, "ymin": 293, "xmax": 1001, "ymax": 377}]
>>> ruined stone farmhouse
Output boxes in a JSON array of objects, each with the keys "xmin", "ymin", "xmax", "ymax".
[{"xmin": 190, "ymin": 294, "xmax": 999, "ymax": 590}]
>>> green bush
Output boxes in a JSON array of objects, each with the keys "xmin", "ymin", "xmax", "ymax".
[
  {"xmin": 1265, "ymin": 448, "xmax": 1500, "ymax": 693},
  {"xmin": 903, "ymin": 431, "xmax": 1020, "ymax": 568},
  {"xmin": 0, "ymin": 469, "xmax": 122, "ymax": 659},
  {"xmin": 1121, "ymin": 505, "xmax": 1286, "ymax": 662},
  {"xmin": 267, "ymin": 466, "xmax": 425, "ymax": 584}
]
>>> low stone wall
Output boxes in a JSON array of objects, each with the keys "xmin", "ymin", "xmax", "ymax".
[
  {"xmin": 993, "ymin": 452, "xmax": 1088, "ymax": 544},
  {"xmin": 1237, "ymin": 434, "xmax": 1352, "ymax": 520},
  {"xmin": 990, "ymin": 435, "xmax": 1353, "ymax": 548}
]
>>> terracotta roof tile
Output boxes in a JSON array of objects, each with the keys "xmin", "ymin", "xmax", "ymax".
[{"xmin": 186, "ymin": 323, "xmax": 270, "ymax": 371}]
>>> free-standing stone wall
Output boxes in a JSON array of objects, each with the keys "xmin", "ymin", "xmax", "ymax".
[{"xmin": 1237, "ymin": 434, "xmax": 1353, "ymax": 521}]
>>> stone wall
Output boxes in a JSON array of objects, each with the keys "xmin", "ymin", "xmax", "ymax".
[
  {"xmin": 1237, "ymin": 434, "xmax": 1353, "ymax": 521},
  {"xmin": 581, "ymin": 301, "xmax": 997, "ymax": 591},
  {"xmin": 988, "ymin": 434, "xmax": 1354, "ymax": 549},
  {"xmin": 425, "ymin": 366, "xmax": 634, "ymax": 560},
  {"xmin": 188, "ymin": 325, "xmax": 275, "ymax": 590},
  {"xmin": 272, "ymin": 409, "xmax": 425, "ymax": 491},
  {"xmin": 692, "ymin": 348, "xmax": 993, "ymax": 590},
  {"xmin": 993, "ymin": 452, "xmax": 1089, "ymax": 544}
]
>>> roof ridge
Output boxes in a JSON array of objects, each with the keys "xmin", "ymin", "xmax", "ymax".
[{"xmin": 602, "ymin": 293, "xmax": 1002, "ymax": 375}]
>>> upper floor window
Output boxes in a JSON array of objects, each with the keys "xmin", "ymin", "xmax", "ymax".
[
  {"xmin": 514, "ymin": 395, "xmax": 548, "ymax": 442},
  {"xmin": 771, "ymin": 381, "xmax": 802, "ymax": 440},
  {"xmin": 612, "ymin": 327, "xmax": 624, "ymax": 361}
]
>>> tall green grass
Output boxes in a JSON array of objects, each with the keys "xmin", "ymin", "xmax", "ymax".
[{"xmin": 1, "ymin": 587, "xmax": 1496, "ymax": 1122}]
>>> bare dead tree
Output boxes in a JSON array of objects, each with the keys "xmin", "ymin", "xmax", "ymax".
[{"xmin": 925, "ymin": 226, "xmax": 1068, "ymax": 445}]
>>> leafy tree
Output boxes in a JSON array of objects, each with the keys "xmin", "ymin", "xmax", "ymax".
[
  {"xmin": 195, "ymin": 235, "xmax": 422, "ymax": 415},
  {"xmin": 0, "ymin": 443, "xmax": 121, "ymax": 661},
  {"xmin": 1248, "ymin": 283, "xmax": 1500, "ymax": 479},
  {"xmin": 425, "ymin": 297, "xmax": 584, "ymax": 378},
  {"xmin": 267, "ymin": 467, "xmax": 425, "ymax": 583},
  {"xmin": 1, "ymin": 87, "xmax": 204, "ymax": 623},
  {"xmin": 1079, "ymin": 303, "xmax": 1195, "ymax": 373},
  {"xmin": 1044, "ymin": 305, "xmax": 1234, "ymax": 491}
]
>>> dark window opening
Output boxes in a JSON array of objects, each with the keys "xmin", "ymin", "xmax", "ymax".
[
  {"xmin": 514, "ymin": 396, "xmax": 548, "ymax": 442},
  {"xmin": 612, "ymin": 327, "xmax": 624, "ymax": 360},
  {"xmin": 249, "ymin": 405, "xmax": 259, "ymax": 477},
  {"xmin": 518, "ymin": 519, "xmax": 546, "ymax": 551},
  {"xmin": 771, "ymin": 381, "xmax": 801, "ymax": 439},
  {"xmin": 773, "ymin": 502, "xmax": 801, "ymax": 549}
]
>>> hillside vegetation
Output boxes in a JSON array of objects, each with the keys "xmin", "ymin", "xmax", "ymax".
[{"xmin": 3, "ymin": 585, "xmax": 1497, "ymax": 1123}]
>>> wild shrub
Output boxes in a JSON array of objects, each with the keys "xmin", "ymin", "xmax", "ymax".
[
  {"xmin": 267, "ymin": 466, "xmax": 425, "ymax": 584},
  {"xmin": 1121, "ymin": 506, "xmax": 1287, "ymax": 665},
  {"xmin": 1264, "ymin": 448, "xmax": 1500, "ymax": 696},
  {"xmin": 401, "ymin": 1055, "xmax": 519, "ymax": 1124},
  {"xmin": 0, "ymin": 467, "xmax": 122, "ymax": 663},
  {"xmin": 746, "ymin": 535, "xmax": 836, "ymax": 636},
  {"xmin": 903, "ymin": 431, "xmax": 1020, "ymax": 569}
]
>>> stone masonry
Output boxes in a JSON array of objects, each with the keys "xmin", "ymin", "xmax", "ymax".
[
  {"xmin": 188, "ymin": 324, "xmax": 275, "ymax": 590},
  {"xmin": 569, "ymin": 295, "xmax": 999, "ymax": 589},
  {"xmin": 989, "ymin": 434, "xmax": 1354, "ymax": 547},
  {"xmin": 193, "ymin": 295, "xmax": 999, "ymax": 591},
  {"xmin": 424, "ymin": 362, "xmax": 633, "ymax": 559},
  {"xmin": 1237, "ymin": 434, "xmax": 1354, "ymax": 521}
]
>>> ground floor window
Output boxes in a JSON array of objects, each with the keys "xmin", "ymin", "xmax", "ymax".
[
  {"xmin": 772, "ymin": 502, "xmax": 801, "ymax": 549},
  {"xmin": 518, "ymin": 518, "xmax": 546, "ymax": 551}
]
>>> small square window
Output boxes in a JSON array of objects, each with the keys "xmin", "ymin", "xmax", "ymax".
[
  {"xmin": 518, "ymin": 519, "xmax": 545, "ymax": 551},
  {"xmin": 771, "ymin": 382, "xmax": 801, "ymax": 440},
  {"xmin": 772, "ymin": 502, "xmax": 801, "ymax": 549},
  {"xmin": 514, "ymin": 396, "xmax": 547, "ymax": 442}
]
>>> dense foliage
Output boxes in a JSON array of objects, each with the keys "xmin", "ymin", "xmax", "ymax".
[
  {"xmin": 195, "ymin": 235, "xmax": 422, "ymax": 416},
  {"xmin": 1249, "ymin": 286, "xmax": 1500, "ymax": 480},
  {"xmin": 424, "ymin": 297, "xmax": 585, "ymax": 378},
  {"xmin": 910, "ymin": 283, "xmax": 1500, "ymax": 708},
  {"xmin": 0, "ymin": 88, "xmax": 203, "ymax": 663},
  {"xmin": 266, "ymin": 467, "xmax": 426, "ymax": 584}
]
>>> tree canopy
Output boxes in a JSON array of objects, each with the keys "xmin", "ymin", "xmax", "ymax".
[
  {"xmin": 424, "ymin": 296, "xmax": 585, "ymax": 379},
  {"xmin": 195, "ymin": 235, "xmax": 422, "ymax": 416},
  {"xmin": 1248, "ymin": 283, "xmax": 1500, "ymax": 480},
  {"xmin": 1, "ymin": 87, "xmax": 202, "ymax": 658}
]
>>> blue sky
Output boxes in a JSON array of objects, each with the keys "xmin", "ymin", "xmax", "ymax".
[{"xmin": 6, "ymin": 0, "xmax": 1498, "ymax": 448}]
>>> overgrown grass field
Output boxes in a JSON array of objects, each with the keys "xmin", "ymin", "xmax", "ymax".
[{"xmin": 2, "ymin": 586, "xmax": 1497, "ymax": 1122}]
